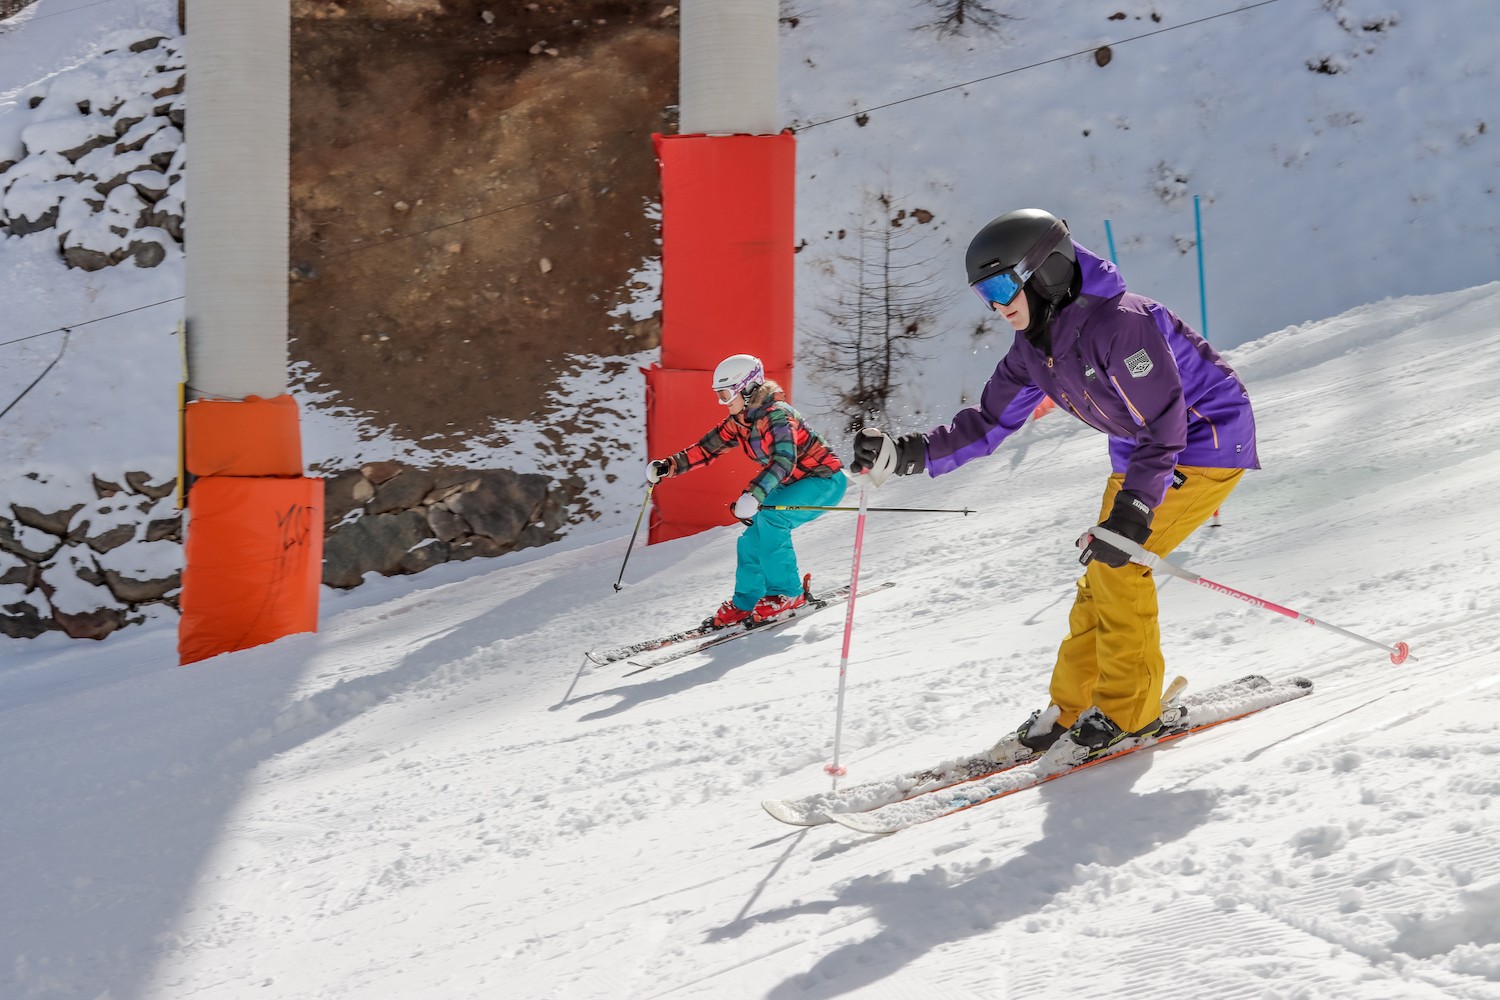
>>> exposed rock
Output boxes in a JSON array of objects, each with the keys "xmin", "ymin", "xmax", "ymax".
[
  {"xmin": 11, "ymin": 503, "xmax": 85, "ymax": 537},
  {"xmin": 49, "ymin": 603, "xmax": 124, "ymax": 640},
  {"xmin": 128, "ymin": 170, "xmax": 170, "ymax": 202},
  {"xmin": 1, "ymin": 601, "xmax": 58, "ymax": 640},
  {"xmin": 448, "ymin": 469, "xmax": 549, "ymax": 544},
  {"xmin": 126, "ymin": 238, "xmax": 167, "ymax": 268},
  {"xmin": 59, "ymin": 132, "xmax": 116, "ymax": 164},
  {"xmin": 145, "ymin": 517, "xmax": 181, "ymax": 542},
  {"xmin": 424, "ymin": 467, "xmax": 481, "ymax": 503},
  {"xmin": 153, "ymin": 75, "xmax": 186, "ymax": 99},
  {"xmin": 112, "ymin": 114, "xmax": 147, "ymax": 137},
  {"xmin": 123, "ymin": 470, "xmax": 176, "ymax": 499},
  {"xmin": 426, "ymin": 502, "xmax": 469, "ymax": 543},
  {"xmin": 0, "ymin": 517, "xmax": 62, "ymax": 562},
  {"xmin": 360, "ymin": 460, "xmax": 405, "ymax": 486},
  {"xmin": 399, "ymin": 538, "xmax": 450, "ymax": 575},
  {"xmin": 61, "ymin": 243, "xmax": 115, "ymax": 272},
  {"xmin": 6, "ymin": 205, "xmax": 59, "ymax": 236},
  {"xmin": 323, "ymin": 469, "xmax": 375, "ymax": 526},
  {"xmin": 0, "ymin": 558, "xmax": 37, "ymax": 588},
  {"xmin": 85, "ymin": 523, "xmax": 136, "ymax": 554},
  {"xmin": 322, "ymin": 508, "xmax": 434, "ymax": 589},
  {"xmin": 366, "ymin": 467, "xmax": 435, "ymax": 515},
  {"xmin": 138, "ymin": 204, "xmax": 181, "ymax": 239},
  {"xmin": 98, "ymin": 567, "xmax": 180, "ymax": 604}
]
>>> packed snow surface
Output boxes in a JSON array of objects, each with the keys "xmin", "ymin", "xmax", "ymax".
[{"xmin": 5, "ymin": 282, "xmax": 1500, "ymax": 998}]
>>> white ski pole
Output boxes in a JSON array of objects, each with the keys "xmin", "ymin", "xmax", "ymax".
[
  {"xmin": 1087, "ymin": 525, "xmax": 1415, "ymax": 664},
  {"xmin": 825, "ymin": 480, "xmax": 871, "ymax": 787}
]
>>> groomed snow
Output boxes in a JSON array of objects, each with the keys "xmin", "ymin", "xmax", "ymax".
[{"xmin": 5, "ymin": 282, "xmax": 1500, "ymax": 998}]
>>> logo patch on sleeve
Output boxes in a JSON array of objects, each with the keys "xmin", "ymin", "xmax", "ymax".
[{"xmin": 1124, "ymin": 348, "xmax": 1154, "ymax": 378}]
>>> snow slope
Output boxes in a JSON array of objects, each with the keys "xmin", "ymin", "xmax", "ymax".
[{"xmin": 5, "ymin": 283, "xmax": 1500, "ymax": 999}]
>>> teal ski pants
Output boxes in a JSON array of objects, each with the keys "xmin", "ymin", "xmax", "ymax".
[{"xmin": 732, "ymin": 473, "xmax": 848, "ymax": 610}]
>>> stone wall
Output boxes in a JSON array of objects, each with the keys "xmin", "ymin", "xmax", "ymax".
[
  {"xmin": 0, "ymin": 35, "xmax": 184, "ymax": 271},
  {"xmin": 0, "ymin": 473, "xmax": 181, "ymax": 640},
  {"xmin": 1, "ymin": 464, "xmax": 578, "ymax": 641},
  {"xmin": 322, "ymin": 462, "xmax": 580, "ymax": 589}
]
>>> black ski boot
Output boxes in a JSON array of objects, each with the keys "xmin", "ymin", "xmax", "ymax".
[
  {"xmin": 1044, "ymin": 708, "xmax": 1162, "ymax": 766},
  {"xmin": 990, "ymin": 705, "xmax": 1067, "ymax": 763}
]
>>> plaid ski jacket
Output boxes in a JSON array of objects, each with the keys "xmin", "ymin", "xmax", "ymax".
[{"xmin": 669, "ymin": 394, "xmax": 843, "ymax": 502}]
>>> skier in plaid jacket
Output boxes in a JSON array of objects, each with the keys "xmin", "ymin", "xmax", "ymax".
[{"xmin": 648, "ymin": 354, "xmax": 846, "ymax": 627}]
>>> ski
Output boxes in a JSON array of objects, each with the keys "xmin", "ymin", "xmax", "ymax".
[
  {"xmin": 762, "ymin": 677, "xmax": 1189, "ymax": 827},
  {"xmin": 762, "ymin": 744, "xmax": 1038, "ymax": 827},
  {"xmin": 586, "ymin": 621, "xmax": 719, "ymax": 666},
  {"xmin": 589, "ymin": 582, "xmax": 896, "ymax": 671},
  {"xmin": 825, "ymin": 674, "xmax": 1312, "ymax": 835}
]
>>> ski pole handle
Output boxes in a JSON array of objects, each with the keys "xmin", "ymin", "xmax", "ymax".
[
  {"xmin": 613, "ymin": 484, "xmax": 653, "ymax": 591},
  {"xmin": 1087, "ymin": 525, "xmax": 1416, "ymax": 665}
]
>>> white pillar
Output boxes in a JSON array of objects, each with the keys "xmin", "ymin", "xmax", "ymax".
[
  {"xmin": 678, "ymin": 0, "xmax": 778, "ymax": 135},
  {"xmin": 183, "ymin": 0, "xmax": 289, "ymax": 400}
]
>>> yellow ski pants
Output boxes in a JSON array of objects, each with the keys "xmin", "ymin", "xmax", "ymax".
[{"xmin": 1050, "ymin": 466, "xmax": 1245, "ymax": 733}]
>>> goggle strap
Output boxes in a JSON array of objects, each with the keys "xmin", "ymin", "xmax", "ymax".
[{"xmin": 1014, "ymin": 219, "xmax": 1068, "ymax": 284}]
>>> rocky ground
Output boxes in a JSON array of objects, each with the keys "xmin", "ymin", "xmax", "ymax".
[{"xmin": 288, "ymin": 0, "xmax": 676, "ymax": 445}]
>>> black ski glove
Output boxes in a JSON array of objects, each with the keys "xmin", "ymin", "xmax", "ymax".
[
  {"xmin": 849, "ymin": 428, "xmax": 926, "ymax": 477},
  {"xmin": 1078, "ymin": 490, "xmax": 1153, "ymax": 568}
]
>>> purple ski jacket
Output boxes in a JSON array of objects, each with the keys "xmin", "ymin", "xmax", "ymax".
[{"xmin": 923, "ymin": 244, "xmax": 1258, "ymax": 506}]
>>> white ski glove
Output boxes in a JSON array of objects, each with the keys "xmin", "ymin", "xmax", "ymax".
[
  {"xmin": 732, "ymin": 493, "xmax": 760, "ymax": 520},
  {"xmin": 850, "ymin": 427, "xmax": 925, "ymax": 487},
  {"xmin": 645, "ymin": 458, "xmax": 672, "ymax": 484}
]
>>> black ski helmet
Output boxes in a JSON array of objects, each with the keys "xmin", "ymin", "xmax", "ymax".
[{"xmin": 965, "ymin": 209, "xmax": 1077, "ymax": 306}]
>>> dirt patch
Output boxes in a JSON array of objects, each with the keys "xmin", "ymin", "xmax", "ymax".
[{"xmin": 289, "ymin": 1, "xmax": 675, "ymax": 447}]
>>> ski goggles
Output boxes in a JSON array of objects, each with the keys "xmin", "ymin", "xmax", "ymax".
[
  {"xmin": 969, "ymin": 268, "xmax": 1029, "ymax": 309},
  {"xmin": 714, "ymin": 363, "xmax": 764, "ymax": 404}
]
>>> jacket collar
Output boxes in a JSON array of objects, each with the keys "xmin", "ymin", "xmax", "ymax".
[{"xmin": 1047, "ymin": 244, "xmax": 1127, "ymax": 352}]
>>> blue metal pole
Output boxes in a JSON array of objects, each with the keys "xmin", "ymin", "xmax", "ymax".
[
  {"xmin": 1194, "ymin": 195, "xmax": 1208, "ymax": 340},
  {"xmin": 1103, "ymin": 219, "xmax": 1118, "ymax": 265}
]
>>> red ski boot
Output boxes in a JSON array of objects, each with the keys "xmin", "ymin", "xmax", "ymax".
[{"xmin": 710, "ymin": 599, "xmax": 752, "ymax": 629}]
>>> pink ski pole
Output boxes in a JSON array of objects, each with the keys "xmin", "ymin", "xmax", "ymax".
[
  {"xmin": 1088, "ymin": 526, "xmax": 1415, "ymax": 664},
  {"xmin": 825, "ymin": 481, "xmax": 870, "ymax": 786}
]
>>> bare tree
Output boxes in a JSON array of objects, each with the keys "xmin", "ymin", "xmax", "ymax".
[
  {"xmin": 810, "ymin": 196, "xmax": 946, "ymax": 433},
  {"xmin": 914, "ymin": 0, "xmax": 1017, "ymax": 37}
]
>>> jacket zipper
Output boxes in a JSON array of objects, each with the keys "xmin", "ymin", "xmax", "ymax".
[
  {"xmin": 1082, "ymin": 389, "xmax": 1136, "ymax": 437},
  {"xmin": 1049, "ymin": 355, "xmax": 1115, "ymax": 435}
]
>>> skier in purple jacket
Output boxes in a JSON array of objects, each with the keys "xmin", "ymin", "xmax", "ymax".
[{"xmin": 850, "ymin": 208, "xmax": 1258, "ymax": 766}]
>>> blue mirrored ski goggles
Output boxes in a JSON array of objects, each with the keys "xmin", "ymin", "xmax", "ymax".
[{"xmin": 969, "ymin": 267, "xmax": 1030, "ymax": 309}]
